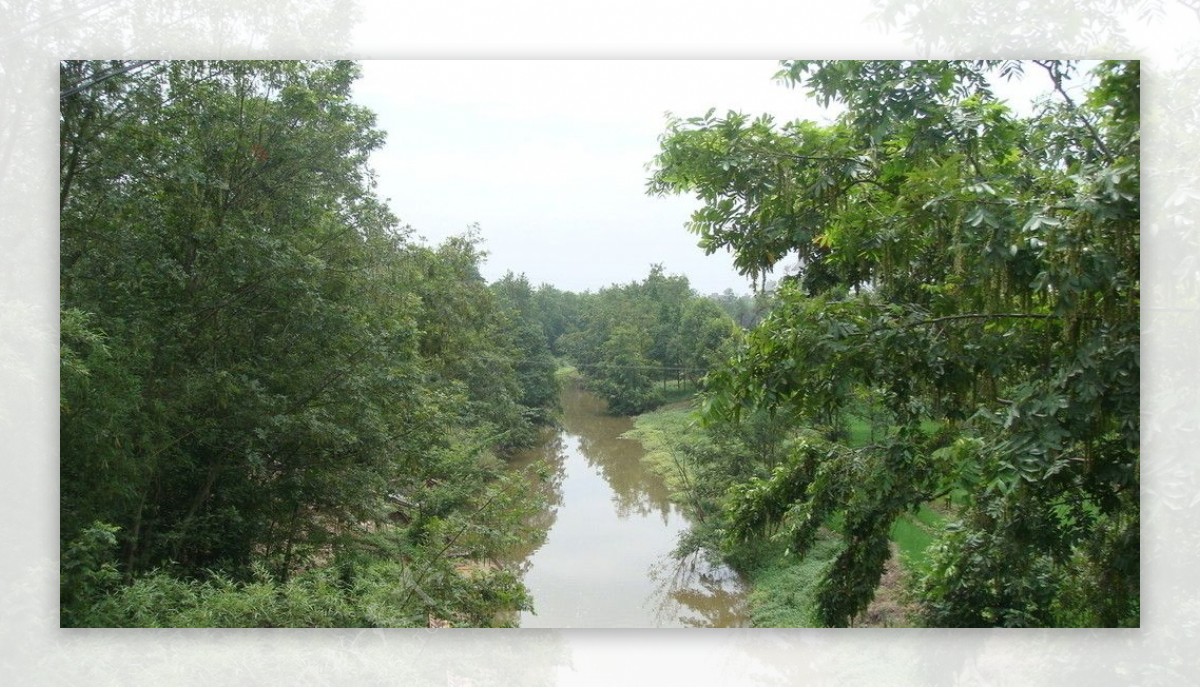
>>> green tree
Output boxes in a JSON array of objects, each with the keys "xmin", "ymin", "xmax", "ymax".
[
  {"xmin": 60, "ymin": 60, "xmax": 549, "ymax": 627},
  {"xmin": 650, "ymin": 60, "xmax": 1139, "ymax": 627},
  {"xmin": 491, "ymin": 272, "xmax": 561, "ymax": 428},
  {"xmin": 595, "ymin": 324, "xmax": 662, "ymax": 415},
  {"xmin": 62, "ymin": 60, "xmax": 411, "ymax": 576},
  {"xmin": 679, "ymin": 298, "xmax": 738, "ymax": 382},
  {"xmin": 566, "ymin": 280, "xmax": 655, "ymax": 413},
  {"xmin": 531, "ymin": 283, "xmax": 586, "ymax": 357},
  {"xmin": 641, "ymin": 263, "xmax": 693, "ymax": 384},
  {"xmin": 708, "ymin": 288, "xmax": 769, "ymax": 329},
  {"xmin": 549, "ymin": 266, "xmax": 733, "ymax": 415}
]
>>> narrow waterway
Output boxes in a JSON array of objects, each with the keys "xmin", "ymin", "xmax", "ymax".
[{"xmin": 509, "ymin": 382, "xmax": 748, "ymax": 628}]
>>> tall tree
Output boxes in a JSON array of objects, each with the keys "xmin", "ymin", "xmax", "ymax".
[
  {"xmin": 649, "ymin": 60, "xmax": 1139, "ymax": 627},
  {"xmin": 60, "ymin": 61, "xmax": 548, "ymax": 627},
  {"xmin": 62, "ymin": 60, "xmax": 410, "ymax": 575},
  {"xmin": 491, "ymin": 272, "xmax": 560, "ymax": 430}
]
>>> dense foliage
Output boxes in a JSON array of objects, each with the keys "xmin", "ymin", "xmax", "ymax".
[
  {"xmin": 649, "ymin": 60, "xmax": 1139, "ymax": 627},
  {"xmin": 60, "ymin": 61, "xmax": 557, "ymax": 627},
  {"xmin": 550, "ymin": 266, "xmax": 738, "ymax": 415}
]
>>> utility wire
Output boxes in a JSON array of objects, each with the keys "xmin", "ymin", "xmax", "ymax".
[
  {"xmin": 569, "ymin": 362, "xmax": 709, "ymax": 373},
  {"xmin": 60, "ymin": 60, "xmax": 157, "ymax": 100}
]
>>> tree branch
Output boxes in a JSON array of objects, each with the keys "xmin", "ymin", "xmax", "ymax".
[{"xmin": 1035, "ymin": 60, "xmax": 1114, "ymax": 164}]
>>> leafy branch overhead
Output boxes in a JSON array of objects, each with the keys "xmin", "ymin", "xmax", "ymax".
[{"xmin": 648, "ymin": 60, "xmax": 1139, "ymax": 627}]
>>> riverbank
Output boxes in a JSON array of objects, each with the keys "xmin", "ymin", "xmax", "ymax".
[{"xmin": 624, "ymin": 401, "xmax": 932, "ymax": 627}]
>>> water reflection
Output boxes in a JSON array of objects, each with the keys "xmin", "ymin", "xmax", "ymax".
[
  {"xmin": 503, "ymin": 428, "xmax": 566, "ymax": 574},
  {"xmin": 647, "ymin": 550, "xmax": 750, "ymax": 628},
  {"xmin": 510, "ymin": 381, "xmax": 747, "ymax": 628},
  {"xmin": 562, "ymin": 384, "xmax": 674, "ymax": 521}
]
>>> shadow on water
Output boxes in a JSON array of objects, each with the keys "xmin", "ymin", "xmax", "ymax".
[{"xmin": 508, "ymin": 381, "xmax": 748, "ymax": 628}]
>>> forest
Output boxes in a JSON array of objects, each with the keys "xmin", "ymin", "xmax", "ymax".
[{"xmin": 60, "ymin": 59, "xmax": 1138, "ymax": 628}]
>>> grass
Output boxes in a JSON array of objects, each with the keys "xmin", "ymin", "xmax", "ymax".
[
  {"xmin": 845, "ymin": 412, "xmax": 945, "ymax": 449},
  {"xmin": 739, "ymin": 533, "xmax": 843, "ymax": 627},
  {"xmin": 622, "ymin": 403, "xmax": 707, "ymax": 512},
  {"xmin": 846, "ymin": 413, "xmax": 875, "ymax": 447},
  {"xmin": 845, "ymin": 410, "xmax": 947, "ymax": 570},
  {"xmin": 890, "ymin": 514, "xmax": 937, "ymax": 567},
  {"xmin": 554, "ymin": 363, "xmax": 582, "ymax": 384}
]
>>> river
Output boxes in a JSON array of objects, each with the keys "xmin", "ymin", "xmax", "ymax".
[{"xmin": 508, "ymin": 381, "xmax": 748, "ymax": 628}]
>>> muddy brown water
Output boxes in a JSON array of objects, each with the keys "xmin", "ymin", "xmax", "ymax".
[{"xmin": 508, "ymin": 382, "xmax": 749, "ymax": 628}]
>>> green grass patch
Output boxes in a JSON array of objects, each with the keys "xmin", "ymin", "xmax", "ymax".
[
  {"xmin": 919, "ymin": 418, "xmax": 943, "ymax": 435},
  {"xmin": 828, "ymin": 505, "xmax": 939, "ymax": 570},
  {"xmin": 737, "ymin": 532, "xmax": 843, "ymax": 628},
  {"xmin": 889, "ymin": 516, "xmax": 935, "ymax": 568},
  {"xmin": 912, "ymin": 503, "xmax": 946, "ymax": 529},
  {"xmin": 622, "ymin": 404, "xmax": 705, "ymax": 510},
  {"xmin": 554, "ymin": 364, "xmax": 581, "ymax": 383},
  {"xmin": 844, "ymin": 413, "xmax": 946, "ymax": 449},
  {"xmin": 846, "ymin": 414, "xmax": 874, "ymax": 447},
  {"xmin": 889, "ymin": 504, "xmax": 945, "ymax": 570}
]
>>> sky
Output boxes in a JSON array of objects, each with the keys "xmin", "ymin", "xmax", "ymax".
[
  {"xmin": 351, "ymin": 60, "xmax": 835, "ymax": 295},
  {"xmin": 350, "ymin": 60, "xmax": 1085, "ymax": 296}
]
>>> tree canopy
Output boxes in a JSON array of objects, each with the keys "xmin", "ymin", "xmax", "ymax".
[
  {"xmin": 649, "ymin": 60, "xmax": 1139, "ymax": 627},
  {"xmin": 549, "ymin": 265, "xmax": 738, "ymax": 415},
  {"xmin": 60, "ymin": 61, "xmax": 557, "ymax": 626}
]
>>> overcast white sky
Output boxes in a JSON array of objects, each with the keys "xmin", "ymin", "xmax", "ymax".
[
  {"xmin": 351, "ymin": 60, "xmax": 1073, "ymax": 295},
  {"xmin": 351, "ymin": 60, "xmax": 836, "ymax": 295}
]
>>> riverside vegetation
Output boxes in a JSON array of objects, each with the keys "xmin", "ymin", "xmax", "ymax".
[
  {"xmin": 60, "ymin": 61, "xmax": 560, "ymax": 627},
  {"xmin": 643, "ymin": 60, "xmax": 1139, "ymax": 628},
  {"xmin": 61, "ymin": 59, "xmax": 1137, "ymax": 627}
]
